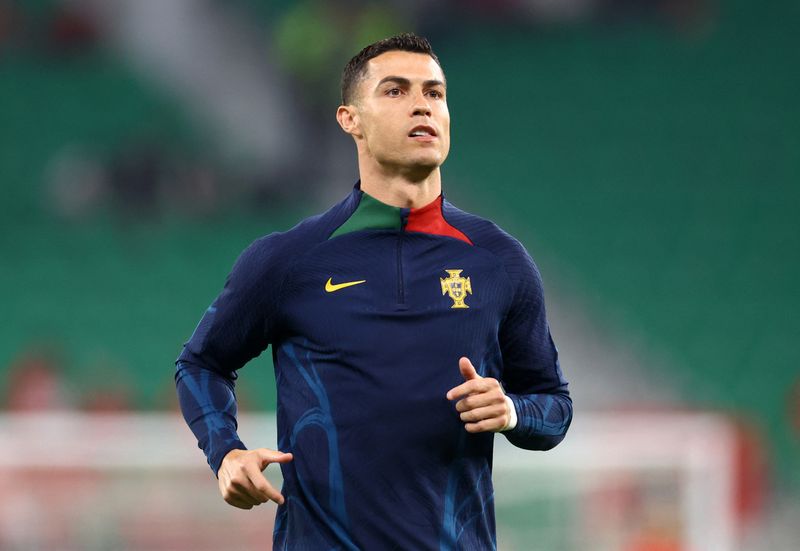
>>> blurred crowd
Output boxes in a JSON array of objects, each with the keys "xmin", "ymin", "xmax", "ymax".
[
  {"xmin": 1, "ymin": 0, "xmax": 718, "ymax": 227},
  {"xmin": 44, "ymin": 140, "xmax": 233, "ymax": 223},
  {"xmin": 3, "ymin": 341, "xmax": 142, "ymax": 412},
  {"xmin": 0, "ymin": 0, "xmax": 99, "ymax": 56}
]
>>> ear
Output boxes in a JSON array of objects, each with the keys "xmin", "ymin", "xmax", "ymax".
[{"xmin": 336, "ymin": 104, "xmax": 362, "ymax": 139}]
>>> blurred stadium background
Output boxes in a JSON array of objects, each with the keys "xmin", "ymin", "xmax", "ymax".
[{"xmin": 0, "ymin": 0, "xmax": 797, "ymax": 549}]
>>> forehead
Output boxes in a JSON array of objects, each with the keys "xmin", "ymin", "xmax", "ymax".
[{"xmin": 363, "ymin": 50, "xmax": 445, "ymax": 87}]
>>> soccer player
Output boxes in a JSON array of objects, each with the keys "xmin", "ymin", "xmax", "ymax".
[{"xmin": 175, "ymin": 33, "xmax": 572, "ymax": 549}]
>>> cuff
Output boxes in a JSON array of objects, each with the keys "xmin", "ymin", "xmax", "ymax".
[{"xmin": 501, "ymin": 395, "xmax": 518, "ymax": 431}]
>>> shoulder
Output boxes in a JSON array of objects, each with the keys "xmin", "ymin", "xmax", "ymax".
[
  {"xmin": 442, "ymin": 198, "xmax": 540, "ymax": 283},
  {"xmin": 231, "ymin": 190, "xmax": 358, "ymax": 279},
  {"xmin": 444, "ymin": 199, "xmax": 548, "ymax": 316}
]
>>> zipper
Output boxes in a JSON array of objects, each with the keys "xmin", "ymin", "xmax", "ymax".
[
  {"xmin": 397, "ymin": 211, "xmax": 408, "ymax": 307},
  {"xmin": 396, "ymin": 235, "xmax": 405, "ymax": 305}
]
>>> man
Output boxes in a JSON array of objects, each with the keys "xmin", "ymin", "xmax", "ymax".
[{"xmin": 175, "ymin": 33, "xmax": 572, "ymax": 550}]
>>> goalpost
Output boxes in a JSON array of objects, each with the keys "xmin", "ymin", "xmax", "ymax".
[
  {"xmin": 492, "ymin": 411, "xmax": 737, "ymax": 551},
  {"xmin": 0, "ymin": 411, "xmax": 737, "ymax": 550}
]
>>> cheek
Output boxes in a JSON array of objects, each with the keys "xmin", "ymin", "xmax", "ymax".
[
  {"xmin": 361, "ymin": 118, "xmax": 386, "ymax": 150},
  {"xmin": 364, "ymin": 113, "xmax": 398, "ymax": 143},
  {"xmin": 441, "ymin": 117, "xmax": 451, "ymax": 146},
  {"xmin": 439, "ymin": 109, "xmax": 451, "ymax": 137}
]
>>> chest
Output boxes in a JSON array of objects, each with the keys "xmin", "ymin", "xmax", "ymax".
[{"xmin": 277, "ymin": 231, "xmax": 511, "ymax": 339}]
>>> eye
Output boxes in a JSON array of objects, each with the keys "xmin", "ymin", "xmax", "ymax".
[
  {"xmin": 386, "ymin": 88, "xmax": 402, "ymax": 97},
  {"xmin": 427, "ymin": 89, "xmax": 444, "ymax": 99}
]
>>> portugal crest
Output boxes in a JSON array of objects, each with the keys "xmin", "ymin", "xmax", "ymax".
[{"xmin": 440, "ymin": 269, "xmax": 472, "ymax": 309}]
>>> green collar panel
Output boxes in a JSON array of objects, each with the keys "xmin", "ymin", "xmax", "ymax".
[{"xmin": 329, "ymin": 186, "xmax": 403, "ymax": 239}]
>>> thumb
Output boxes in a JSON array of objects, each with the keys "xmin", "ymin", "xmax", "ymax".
[
  {"xmin": 257, "ymin": 448, "xmax": 293, "ymax": 470},
  {"xmin": 458, "ymin": 357, "xmax": 480, "ymax": 381}
]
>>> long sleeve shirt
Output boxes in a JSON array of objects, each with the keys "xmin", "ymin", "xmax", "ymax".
[{"xmin": 175, "ymin": 180, "xmax": 572, "ymax": 550}]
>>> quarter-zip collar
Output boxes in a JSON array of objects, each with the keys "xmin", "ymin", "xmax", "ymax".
[{"xmin": 329, "ymin": 180, "xmax": 473, "ymax": 245}]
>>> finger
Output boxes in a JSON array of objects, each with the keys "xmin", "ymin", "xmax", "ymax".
[
  {"xmin": 245, "ymin": 461, "xmax": 285, "ymax": 505},
  {"xmin": 229, "ymin": 478, "xmax": 264, "ymax": 507},
  {"xmin": 447, "ymin": 378, "xmax": 492, "ymax": 401},
  {"xmin": 226, "ymin": 462, "xmax": 268, "ymax": 505},
  {"xmin": 458, "ymin": 357, "xmax": 480, "ymax": 381},
  {"xmin": 220, "ymin": 474, "xmax": 259, "ymax": 508},
  {"xmin": 455, "ymin": 391, "xmax": 506, "ymax": 413},
  {"xmin": 257, "ymin": 449, "xmax": 294, "ymax": 470},
  {"xmin": 226, "ymin": 493, "xmax": 256, "ymax": 510},
  {"xmin": 242, "ymin": 462, "xmax": 272, "ymax": 504},
  {"xmin": 459, "ymin": 403, "xmax": 508, "ymax": 424},
  {"xmin": 446, "ymin": 380, "xmax": 474, "ymax": 401},
  {"xmin": 465, "ymin": 417, "xmax": 506, "ymax": 433}
]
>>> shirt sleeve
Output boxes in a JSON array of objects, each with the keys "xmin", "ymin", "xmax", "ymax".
[
  {"xmin": 174, "ymin": 233, "xmax": 286, "ymax": 476},
  {"xmin": 498, "ymin": 241, "xmax": 573, "ymax": 451}
]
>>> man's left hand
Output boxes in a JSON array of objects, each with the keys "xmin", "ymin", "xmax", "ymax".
[{"xmin": 446, "ymin": 357, "xmax": 512, "ymax": 433}]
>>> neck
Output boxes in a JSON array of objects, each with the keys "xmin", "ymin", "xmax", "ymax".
[{"xmin": 357, "ymin": 161, "xmax": 442, "ymax": 209}]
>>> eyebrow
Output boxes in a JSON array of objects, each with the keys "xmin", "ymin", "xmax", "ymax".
[{"xmin": 375, "ymin": 76, "xmax": 446, "ymax": 90}]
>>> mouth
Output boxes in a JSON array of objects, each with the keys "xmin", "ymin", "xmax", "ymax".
[{"xmin": 408, "ymin": 125, "xmax": 437, "ymax": 141}]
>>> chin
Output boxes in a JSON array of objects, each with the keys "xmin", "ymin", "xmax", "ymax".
[
  {"xmin": 378, "ymin": 151, "xmax": 445, "ymax": 174},
  {"xmin": 408, "ymin": 160, "xmax": 441, "ymax": 174},
  {"xmin": 409, "ymin": 152, "xmax": 445, "ymax": 169}
]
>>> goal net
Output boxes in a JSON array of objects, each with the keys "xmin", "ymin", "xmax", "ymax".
[{"xmin": 0, "ymin": 411, "xmax": 737, "ymax": 550}]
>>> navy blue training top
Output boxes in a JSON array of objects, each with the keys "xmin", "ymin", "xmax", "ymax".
[{"xmin": 175, "ymin": 180, "xmax": 572, "ymax": 550}]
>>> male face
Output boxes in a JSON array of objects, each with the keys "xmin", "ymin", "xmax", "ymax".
[{"xmin": 343, "ymin": 50, "xmax": 450, "ymax": 176}]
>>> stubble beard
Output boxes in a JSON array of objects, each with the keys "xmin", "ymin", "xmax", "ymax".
[{"xmin": 382, "ymin": 150, "xmax": 442, "ymax": 182}]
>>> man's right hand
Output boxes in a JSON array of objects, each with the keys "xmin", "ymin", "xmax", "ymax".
[{"xmin": 218, "ymin": 448, "xmax": 293, "ymax": 509}]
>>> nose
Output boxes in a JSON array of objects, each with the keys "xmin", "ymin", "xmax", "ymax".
[
  {"xmin": 413, "ymin": 105, "xmax": 432, "ymax": 117},
  {"xmin": 411, "ymin": 90, "xmax": 432, "ymax": 117},
  {"xmin": 413, "ymin": 104, "xmax": 432, "ymax": 117}
]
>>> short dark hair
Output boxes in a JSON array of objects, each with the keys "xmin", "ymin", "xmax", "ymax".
[{"xmin": 340, "ymin": 32, "xmax": 443, "ymax": 105}]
